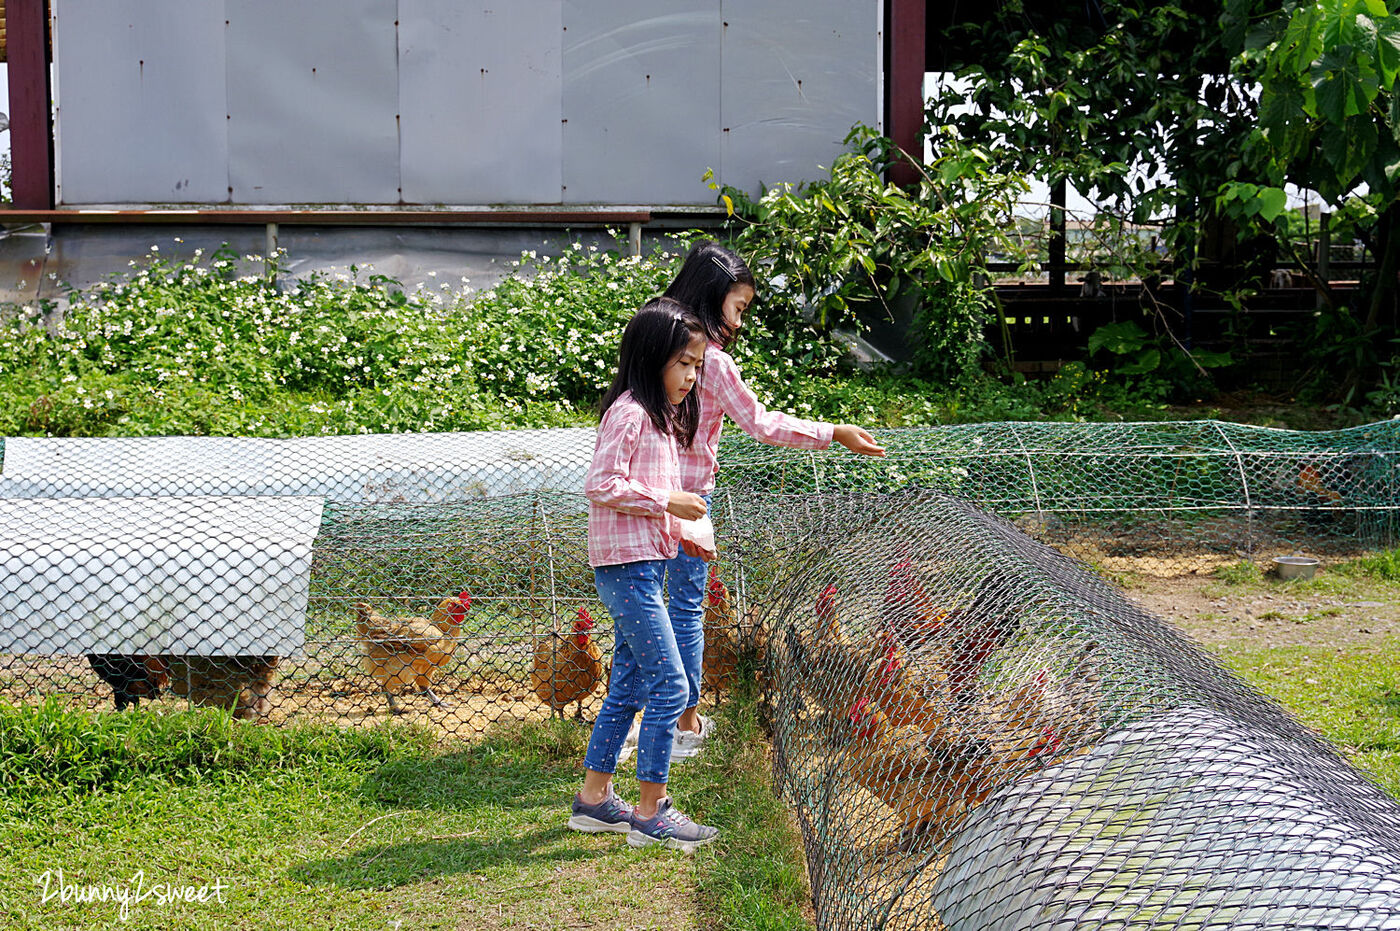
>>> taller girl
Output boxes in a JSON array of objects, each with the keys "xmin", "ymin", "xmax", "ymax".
[{"xmin": 662, "ymin": 240, "xmax": 885, "ymax": 753}]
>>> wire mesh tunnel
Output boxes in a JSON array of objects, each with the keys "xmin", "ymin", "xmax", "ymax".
[
  {"xmin": 719, "ymin": 420, "xmax": 1400, "ymax": 577},
  {"xmin": 740, "ymin": 489, "xmax": 1400, "ymax": 929},
  {"xmin": 3, "ymin": 422, "xmax": 1400, "ymax": 927}
]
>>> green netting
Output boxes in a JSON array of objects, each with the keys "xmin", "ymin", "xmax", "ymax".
[
  {"xmin": 2, "ymin": 421, "xmax": 1400, "ymax": 927},
  {"xmin": 719, "ymin": 420, "xmax": 1399, "ymax": 576}
]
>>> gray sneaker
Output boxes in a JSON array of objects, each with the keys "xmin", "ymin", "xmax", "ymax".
[
  {"xmin": 568, "ymin": 788, "xmax": 634, "ymax": 834},
  {"xmin": 627, "ymin": 798, "xmax": 718, "ymax": 852}
]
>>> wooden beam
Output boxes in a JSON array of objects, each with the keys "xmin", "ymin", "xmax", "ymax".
[
  {"xmin": 7, "ymin": 0, "xmax": 52, "ymax": 209},
  {"xmin": 0, "ymin": 208, "xmax": 653, "ymax": 226},
  {"xmin": 1049, "ymin": 178, "xmax": 1067, "ymax": 292},
  {"xmin": 887, "ymin": 0, "xmax": 926, "ymax": 187}
]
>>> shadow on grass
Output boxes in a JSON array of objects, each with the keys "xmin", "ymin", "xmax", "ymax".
[{"xmin": 289, "ymin": 717, "xmax": 599, "ymax": 889}]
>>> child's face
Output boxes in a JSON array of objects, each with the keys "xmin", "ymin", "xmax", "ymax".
[
  {"xmin": 663, "ymin": 331, "xmax": 708, "ymax": 405},
  {"xmin": 722, "ymin": 283, "xmax": 755, "ymax": 333}
]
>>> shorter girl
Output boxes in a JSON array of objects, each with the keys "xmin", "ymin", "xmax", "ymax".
[{"xmin": 568, "ymin": 297, "xmax": 719, "ymax": 853}]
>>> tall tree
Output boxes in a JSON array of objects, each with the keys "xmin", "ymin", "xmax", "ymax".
[
  {"xmin": 1226, "ymin": 0, "xmax": 1400, "ymax": 337},
  {"xmin": 927, "ymin": 0, "xmax": 1272, "ymax": 266}
]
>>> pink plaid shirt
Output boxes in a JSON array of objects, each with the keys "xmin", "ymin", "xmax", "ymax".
[
  {"xmin": 680, "ymin": 344, "xmax": 834, "ymax": 495},
  {"xmin": 585, "ymin": 390, "xmax": 683, "ymax": 567}
]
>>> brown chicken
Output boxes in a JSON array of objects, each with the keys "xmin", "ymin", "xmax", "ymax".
[
  {"xmin": 844, "ymin": 643, "xmax": 1102, "ymax": 838},
  {"xmin": 701, "ymin": 565, "xmax": 741, "ymax": 694},
  {"xmin": 356, "ymin": 590, "xmax": 471, "ymax": 714},
  {"xmin": 531, "ymin": 606, "xmax": 604, "ymax": 718},
  {"xmin": 787, "ymin": 582, "xmax": 873, "ymax": 719},
  {"xmin": 860, "ymin": 632, "xmax": 954, "ymax": 734},
  {"xmin": 166, "ymin": 656, "xmax": 280, "ymax": 721},
  {"xmin": 845, "ymin": 696, "xmax": 1001, "ymax": 838},
  {"xmin": 973, "ymin": 644, "xmax": 1102, "ymax": 771},
  {"xmin": 87, "ymin": 654, "xmax": 170, "ymax": 711},
  {"xmin": 882, "ymin": 559, "xmax": 950, "ymax": 645},
  {"xmin": 1298, "ymin": 463, "xmax": 1343, "ymax": 503}
]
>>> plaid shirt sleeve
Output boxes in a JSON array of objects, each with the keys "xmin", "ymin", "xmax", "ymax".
[
  {"xmin": 708, "ymin": 350, "xmax": 833, "ymax": 449},
  {"xmin": 585, "ymin": 403, "xmax": 672, "ymax": 516}
]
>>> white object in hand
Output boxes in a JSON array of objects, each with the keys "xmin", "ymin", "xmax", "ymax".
[{"xmin": 679, "ymin": 514, "xmax": 716, "ymax": 553}]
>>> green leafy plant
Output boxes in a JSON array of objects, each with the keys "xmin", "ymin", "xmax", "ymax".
[
  {"xmin": 1086, "ymin": 320, "xmax": 1232, "ymax": 403},
  {"xmin": 716, "ymin": 125, "xmax": 1033, "ymax": 381}
]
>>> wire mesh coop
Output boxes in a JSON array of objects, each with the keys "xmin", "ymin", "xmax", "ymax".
[
  {"xmin": 746, "ymin": 490, "xmax": 1400, "ymax": 929},
  {"xmin": 3, "ymin": 421, "xmax": 1400, "ymax": 928},
  {"xmin": 0, "ymin": 420, "xmax": 1396, "ymax": 730},
  {"xmin": 720, "ymin": 420, "xmax": 1400, "ymax": 578}
]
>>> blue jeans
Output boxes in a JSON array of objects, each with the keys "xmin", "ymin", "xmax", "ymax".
[
  {"xmin": 664, "ymin": 503, "xmax": 711, "ymax": 711},
  {"xmin": 584, "ymin": 560, "xmax": 688, "ymax": 785}
]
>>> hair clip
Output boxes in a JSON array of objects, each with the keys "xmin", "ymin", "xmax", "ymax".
[{"xmin": 710, "ymin": 254, "xmax": 738, "ymax": 281}]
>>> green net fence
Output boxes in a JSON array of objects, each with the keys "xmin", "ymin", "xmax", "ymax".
[
  {"xmin": 738, "ymin": 489, "xmax": 1400, "ymax": 929},
  {"xmin": 2, "ymin": 421, "xmax": 1399, "ymax": 927}
]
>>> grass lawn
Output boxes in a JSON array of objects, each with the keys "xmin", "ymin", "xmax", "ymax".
[
  {"xmin": 1128, "ymin": 553, "xmax": 1400, "ymax": 796},
  {"xmin": 0, "ymin": 686, "xmax": 810, "ymax": 931}
]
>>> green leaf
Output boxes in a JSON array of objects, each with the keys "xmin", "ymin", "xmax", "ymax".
[
  {"xmin": 1117, "ymin": 348, "xmax": 1162, "ymax": 375},
  {"xmin": 1191, "ymin": 349, "xmax": 1234, "ymax": 368},
  {"xmin": 1378, "ymin": 18, "xmax": 1400, "ymax": 87},
  {"xmin": 1088, "ymin": 321, "xmax": 1149, "ymax": 356},
  {"xmin": 1256, "ymin": 186, "xmax": 1289, "ymax": 221}
]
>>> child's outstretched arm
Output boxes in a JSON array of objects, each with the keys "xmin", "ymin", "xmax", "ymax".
[
  {"xmin": 710, "ymin": 352, "xmax": 884, "ymax": 456},
  {"xmin": 708, "ymin": 351, "xmax": 831, "ymax": 449}
]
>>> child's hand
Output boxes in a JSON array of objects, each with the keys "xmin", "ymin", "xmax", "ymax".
[
  {"xmin": 680, "ymin": 539, "xmax": 718, "ymax": 561},
  {"xmin": 833, "ymin": 424, "xmax": 886, "ymax": 457},
  {"xmin": 666, "ymin": 491, "xmax": 708, "ymax": 521}
]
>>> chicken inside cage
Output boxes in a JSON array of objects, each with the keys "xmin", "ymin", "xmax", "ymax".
[
  {"xmin": 531, "ymin": 606, "xmax": 604, "ymax": 719},
  {"xmin": 355, "ymin": 591, "xmax": 472, "ymax": 714}
]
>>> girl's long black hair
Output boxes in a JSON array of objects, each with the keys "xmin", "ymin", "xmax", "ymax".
[
  {"xmin": 663, "ymin": 240, "xmax": 756, "ymax": 350},
  {"xmin": 600, "ymin": 297, "xmax": 704, "ymax": 448}
]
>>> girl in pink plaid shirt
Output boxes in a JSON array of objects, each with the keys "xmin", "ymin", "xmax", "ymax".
[
  {"xmin": 568, "ymin": 297, "xmax": 720, "ymax": 852},
  {"xmin": 653, "ymin": 241, "xmax": 885, "ymax": 756}
]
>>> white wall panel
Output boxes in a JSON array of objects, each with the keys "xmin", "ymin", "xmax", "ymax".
[
  {"xmin": 226, "ymin": 0, "xmax": 399, "ymax": 203},
  {"xmin": 399, "ymin": 1, "xmax": 563, "ymax": 203},
  {"xmin": 50, "ymin": 0, "xmax": 880, "ymax": 207},
  {"xmin": 52, "ymin": 0, "xmax": 228, "ymax": 204},
  {"xmin": 562, "ymin": 1, "xmax": 721, "ymax": 205},
  {"xmin": 720, "ymin": 1, "xmax": 880, "ymax": 197}
]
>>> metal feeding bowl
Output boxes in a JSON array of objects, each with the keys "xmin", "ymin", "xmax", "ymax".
[{"xmin": 1273, "ymin": 556, "xmax": 1320, "ymax": 580}]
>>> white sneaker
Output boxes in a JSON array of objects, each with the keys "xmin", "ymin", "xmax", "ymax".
[
  {"xmin": 618, "ymin": 715, "xmax": 713, "ymax": 763},
  {"xmin": 670, "ymin": 715, "xmax": 714, "ymax": 759},
  {"xmin": 616, "ymin": 717, "xmax": 642, "ymax": 764}
]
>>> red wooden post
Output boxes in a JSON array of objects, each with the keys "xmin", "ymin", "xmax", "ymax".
[
  {"xmin": 887, "ymin": 0, "xmax": 926, "ymax": 187},
  {"xmin": 8, "ymin": 0, "xmax": 54, "ymax": 209}
]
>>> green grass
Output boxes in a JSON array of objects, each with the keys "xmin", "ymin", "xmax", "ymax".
[
  {"xmin": 1211, "ymin": 560, "xmax": 1265, "ymax": 586},
  {"xmin": 1209, "ymin": 639, "xmax": 1400, "ymax": 796},
  {"xmin": 0, "ymin": 688, "xmax": 811, "ymax": 931}
]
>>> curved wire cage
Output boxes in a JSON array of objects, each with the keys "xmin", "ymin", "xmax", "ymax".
[
  {"xmin": 736, "ymin": 488, "xmax": 1400, "ymax": 930},
  {"xmin": 3, "ymin": 422, "xmax": 1400, "ymax": 928}
]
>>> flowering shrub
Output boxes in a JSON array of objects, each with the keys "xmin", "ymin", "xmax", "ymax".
[
  {"xmin": 0, "ymin": 235, "xmax": 1135, "ymax": 439},
  {"xmin": 0, "ymin": 238, "xmax": 875, "ymax": 437}
]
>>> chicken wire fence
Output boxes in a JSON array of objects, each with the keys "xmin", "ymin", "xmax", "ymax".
[
  {"xmin": 742, "ymin": 489, "xmax": 1400, "ymax": 929},
  {"xmin": 3, "ymin": 421, "xmax": 1400, "ymax": 927},
  {"xmin": 0, "ymin": 419, "xmax": 1395, "ymax": 729},
  {"xmin": 718, "ymin": 419, "xmax": 1400, "ymax": 579}
]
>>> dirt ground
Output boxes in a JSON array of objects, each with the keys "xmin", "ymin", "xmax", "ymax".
[{"xmin": 1124, "ymin": 569, "xmax": 1400, "ymax": 653}]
